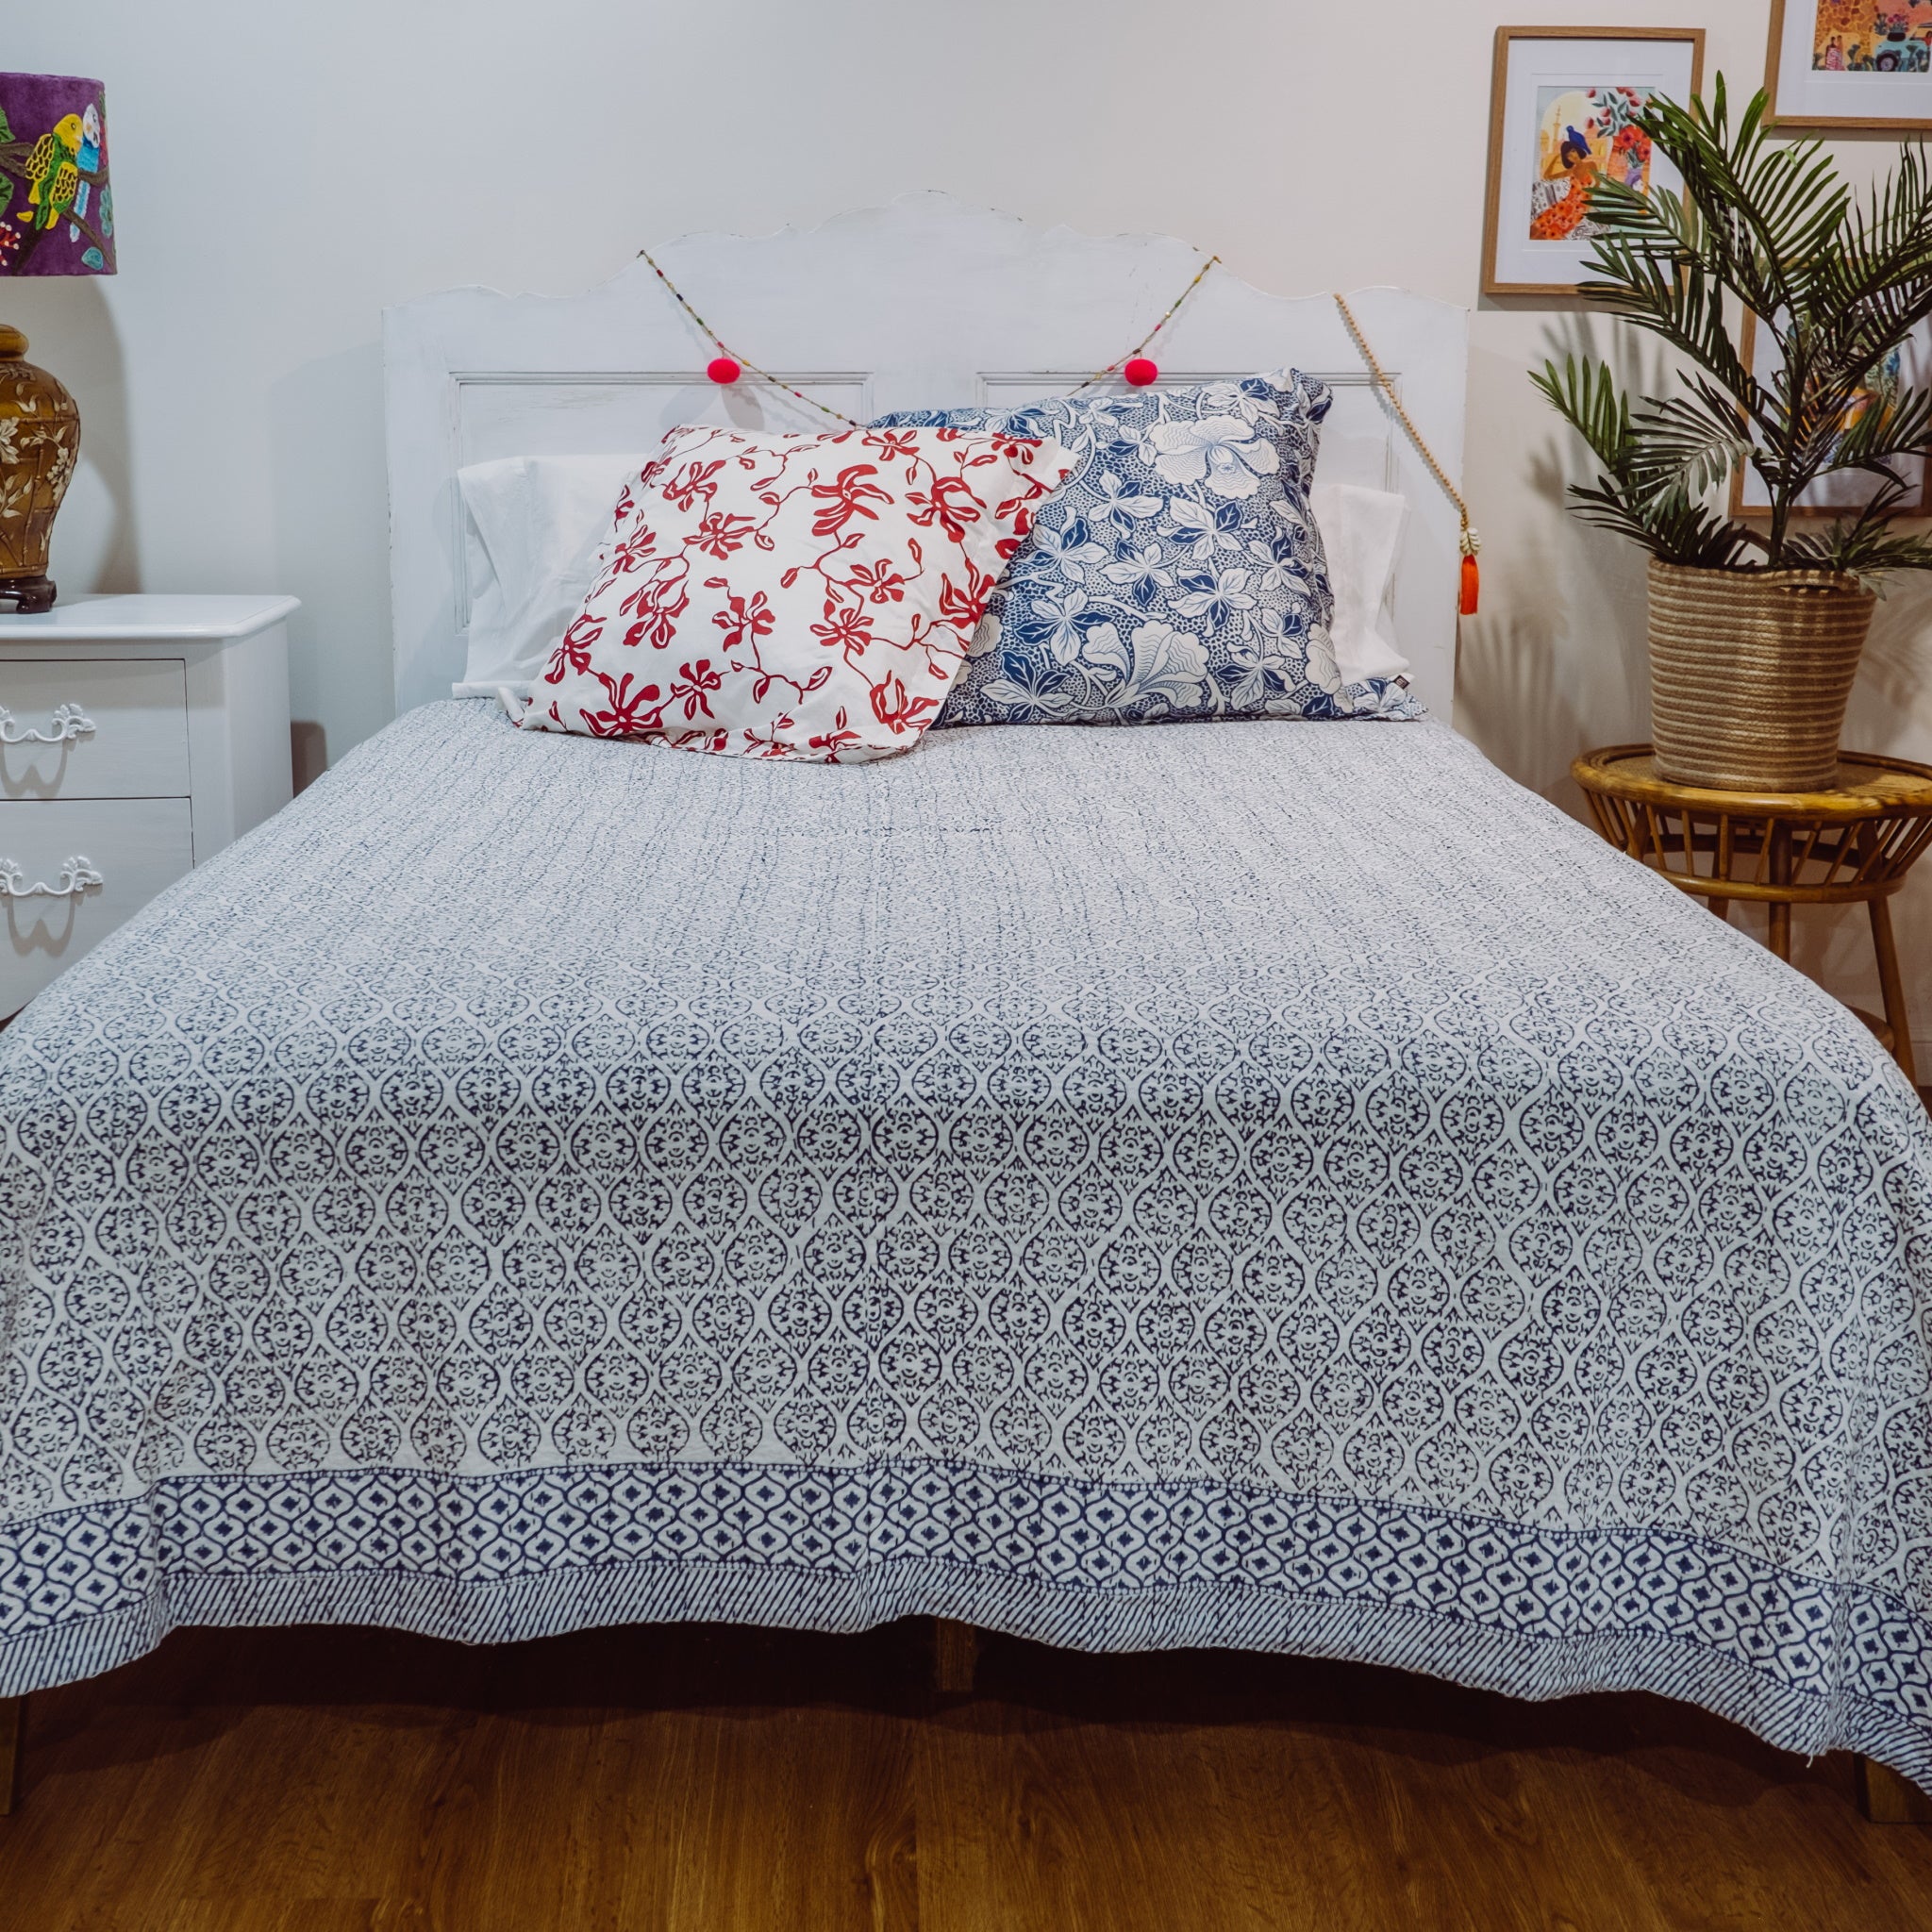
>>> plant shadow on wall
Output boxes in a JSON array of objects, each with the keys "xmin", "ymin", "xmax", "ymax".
[
  {"xmin": 1460, "ymin": 308, "xmax": 1660, "ymax": 792},
  {"xmin": 1534, "ymin": 76, "xmax": 1932, "ymax": 793}
]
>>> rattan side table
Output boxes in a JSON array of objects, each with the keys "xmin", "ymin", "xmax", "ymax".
[{"xmin": 1572, "ymin": 744, "xmax": 1932, "ymax": 1083}]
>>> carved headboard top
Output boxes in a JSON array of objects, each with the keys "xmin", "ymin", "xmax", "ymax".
[{"xmin": 385, "ymin": 192, "xmax": 1469, "ymax": 716}]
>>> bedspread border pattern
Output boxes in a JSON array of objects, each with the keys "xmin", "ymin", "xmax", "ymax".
[{"xmin": 4, "ymin": 1460, "xmax": 1928, "ymax": 1789}]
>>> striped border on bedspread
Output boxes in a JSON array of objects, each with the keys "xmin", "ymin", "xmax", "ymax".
[{"xmin": 3, "ymin": 1461, "xmax": 1927, "ymax": 1786}]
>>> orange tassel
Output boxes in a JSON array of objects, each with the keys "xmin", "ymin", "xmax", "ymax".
[{"xmin": 1459, "ymin": 552, "xmax": 1479, "ymax": 616}]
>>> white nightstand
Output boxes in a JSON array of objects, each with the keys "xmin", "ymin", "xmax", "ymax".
[{"xmin": 0, "ymin": 593, "xmax": 297, "ymax": 1018}]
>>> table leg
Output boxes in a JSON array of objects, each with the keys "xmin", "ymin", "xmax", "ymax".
[
  {"xmin": 1870, "ymin": 894, "xmax": 1918, "ymax": 1085},
  {"xmin": 1768, "ymin": 824, "xmax": 1792, "ymax": 961}
]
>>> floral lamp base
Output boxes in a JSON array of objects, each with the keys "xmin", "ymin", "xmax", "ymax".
[{"xmin": 0, "ymin": 323, "xmax": 79, "ymax": 613}]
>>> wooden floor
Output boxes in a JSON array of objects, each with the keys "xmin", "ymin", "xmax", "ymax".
[{"xmin": 1, "ymin": 1623, "xmax": 1928, "ymax": 1929}]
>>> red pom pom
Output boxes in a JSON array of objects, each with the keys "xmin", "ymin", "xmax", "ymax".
[
  {"xmin": 707, "ymin": 356, "xmax": 741, "ymax": 385},
  {"xmin": 1124, "ymin": 357, "xmax": 1158, "ymax": 387}
]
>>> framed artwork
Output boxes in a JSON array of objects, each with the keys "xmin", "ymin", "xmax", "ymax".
[
  {"xmin": 1728, "ymin": 308, "xmax": 1932, "ymax": 518},
  {"xmin": 1481, "ymin": 27, "xmax": 1705, "ymax": 298},
  {"xmin": 1767, "ymin": 0, "xmax": 1932, "ymax": 129}
]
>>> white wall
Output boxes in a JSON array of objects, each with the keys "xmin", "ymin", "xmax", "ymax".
[{"xmin": 11, "ymin": 0, "xmax": 1932, "ymax": 1044}]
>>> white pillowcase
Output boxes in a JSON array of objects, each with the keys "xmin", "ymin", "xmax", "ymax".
[
  {"xmin": 455, "ymin": 453, "xmax": 660, "ymax": 697},
  {"xmin": 1312, "ymin": 482, "xmax": 1409, "ymax": 686},
  {"xmin": 458, "ymin": 456, "xmax": 1414, "ymax": 705}
]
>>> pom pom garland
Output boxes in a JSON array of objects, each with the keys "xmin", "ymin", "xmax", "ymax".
[
  {"xmin": 638, "ymin": 250, "xmax": 1487, "ymax": 627},
  {"xmin": 642, "ymin": 244, "xmax": 1219, "ymax": 421}
]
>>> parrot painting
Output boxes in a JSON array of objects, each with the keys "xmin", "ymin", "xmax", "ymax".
[{"xmin": 21, "ymin": 113, "xmax": 83, "ymax": 235}]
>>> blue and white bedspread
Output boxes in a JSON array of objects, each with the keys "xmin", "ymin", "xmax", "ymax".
[{"xmin": 4, "ymin": 702, "xmax": 1931, "ymax": 1784}]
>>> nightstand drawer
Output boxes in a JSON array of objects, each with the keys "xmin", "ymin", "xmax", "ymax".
[
  {"xmin": 1, "ymin": 798, "xmax": 195, "ymax": 1015},
  {"xmin": 0, "ymin": 658, "xmax": 191, "ymax": 800}
]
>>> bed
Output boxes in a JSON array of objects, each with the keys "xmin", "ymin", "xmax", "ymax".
[{"xmin": 4, "ymin": 199, "xmax": 1931, "ymax": 1797}]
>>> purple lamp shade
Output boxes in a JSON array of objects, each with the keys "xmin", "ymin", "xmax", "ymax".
[{"xmin": 0, "ymin": 73, "xmax": 114, "ymax": 277}]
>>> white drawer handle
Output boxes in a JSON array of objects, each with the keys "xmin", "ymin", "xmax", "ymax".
[
  {"xmin": 0, "ymin": 857, "xmax": 104, "ymax": 899},
  {"xmin": 0, "ymin": 704, "xmax": 97, "ymax": 747}
]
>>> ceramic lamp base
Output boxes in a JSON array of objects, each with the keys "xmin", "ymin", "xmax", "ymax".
[
  {"xmin": 0, "ymin": 574, "xmax": 56, "ymax": 613},
  {"xmin": 0, "ymin": 323, "xmax": 81, "ymax": 611}
]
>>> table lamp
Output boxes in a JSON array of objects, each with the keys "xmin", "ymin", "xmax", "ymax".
[{"xmin": 0, "ymin": 73, "xmax": 113, "ymax": 613}]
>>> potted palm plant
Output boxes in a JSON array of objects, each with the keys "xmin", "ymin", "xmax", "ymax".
[{"xmin": 1535, "ymin": 77, "xmax": 1932, "ymax": 791}]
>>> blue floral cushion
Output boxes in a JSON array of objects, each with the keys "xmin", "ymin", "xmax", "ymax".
[{"xmin": 875, "ymin": 373, "xmax": 1419, "ymax": 724}]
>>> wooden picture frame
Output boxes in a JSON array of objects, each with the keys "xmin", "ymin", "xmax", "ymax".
[
  {"xmin": 1727, "ymin": 308, "xmax": 1932, "ymax": 519},
  {"xmin": 1767, "ymin": 0, "xmax": 1932, "ymax": 130},
  {"xmin": 1481, "ymin": 26, "xmax": 1705, "ymax": 299}
]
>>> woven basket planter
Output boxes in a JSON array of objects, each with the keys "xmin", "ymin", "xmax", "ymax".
[{"xmin": 1647, "ymin": 558, "xmax": 1876, "ymax": 791}]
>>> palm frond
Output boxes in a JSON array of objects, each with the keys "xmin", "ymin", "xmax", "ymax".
[
  {"xmin": 1782, "ymin": 516, "xmax": 1932, "ymax": 587},
  {"xmin": 1535, "ymin": 75, "xmax": 1932, "ymax": 581},
  {"xmin": 1624, "ymin": 392, "xmax": 1750, "ymax": 508},
  {"xmin": 1563, "ymin": 478, "xmax": 1752, "ymax": 568},
  {"xmin": 1829, "ymin": 382, "xmax": 1932, "ymax": 470},
  {"xmin": 1533, "ymin": 358, "xmax": 1752, "ymax": 567},
  {"xmin": 1530, "ymin": 356, "xmax": 1630, "ymax": 472}
]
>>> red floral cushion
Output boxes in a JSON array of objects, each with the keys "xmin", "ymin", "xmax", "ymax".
[{"xmin": 525, "ymin": 423, "xmax": 1073, "ymax": 761}]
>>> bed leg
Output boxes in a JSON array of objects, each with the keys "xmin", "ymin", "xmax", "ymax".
[
  {"xmin": 932, "ymin": 1618, "xmax": 979, "ymax": 1697},
  {"xmin": 0, "ymin": 1696, "xmax": 23, "ymax": 1815},
  {"xmin": 1858, "ymin": 1754, "xmax": 1932, "ymax": 1824}
]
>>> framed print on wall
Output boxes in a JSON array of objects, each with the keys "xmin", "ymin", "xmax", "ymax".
[
  {"xmin": 1727, "ymin": 308, "xmax": 1932, "ymax": 518},
  {"xmin": 1768, "ymin": 0, "xmax": 1932, "ymax": 128},
  {"xmin": 1481, "ymin": 26, "xmax": 1705, "ymax": 298}
]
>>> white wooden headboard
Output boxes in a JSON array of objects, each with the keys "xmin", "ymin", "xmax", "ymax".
[{"xmin": 385, "ymin": 193, "xmax": 1470, "ymax": 717}]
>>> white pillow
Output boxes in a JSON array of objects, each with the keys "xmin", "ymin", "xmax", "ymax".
[
  {"xmin": 455, "ymin": 453, "xmax": 660, "ymax": 697},
  {"xmin": 1312, "ymin": 482, "xmax": 1409, "ymax": 686}
]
